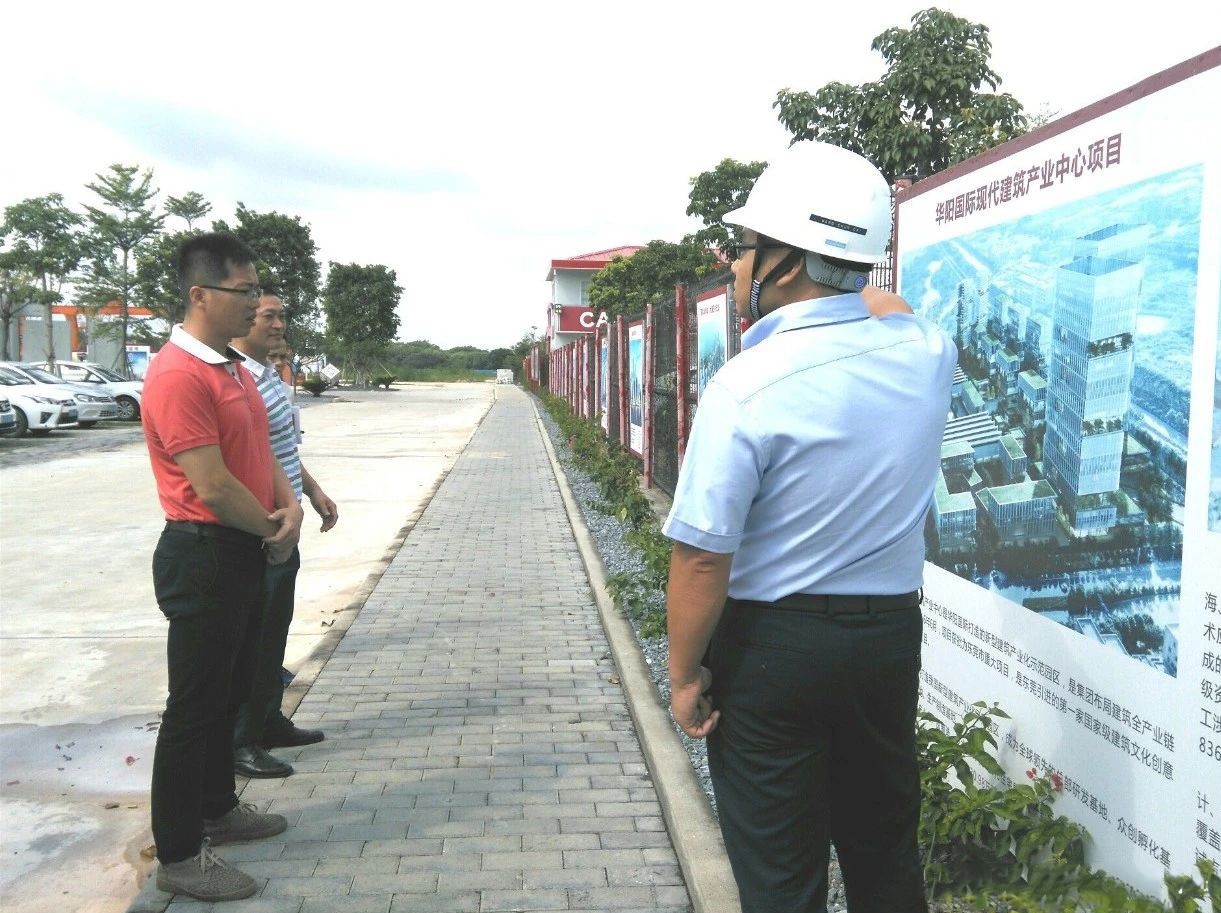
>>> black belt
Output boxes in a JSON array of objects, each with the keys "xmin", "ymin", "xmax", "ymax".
[
  {"xmin": 730, "ymin": 590, "xmax": 922, "ymax": 616},
  {"xmin": 164, "ymin": 520, "xmax": 263, "ymax": 548}
]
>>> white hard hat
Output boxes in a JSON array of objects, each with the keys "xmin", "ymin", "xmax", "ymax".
[{"xmin": 723, "ymin": 141, "xmax": 892, "ymax": 264}]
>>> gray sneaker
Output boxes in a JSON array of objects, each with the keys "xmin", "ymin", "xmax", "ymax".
[
  {"xmin": 204, "ymin": 801, "xmax": 288, "ymax": 845},
  {"xmin": 155, "ymin": 838, "xmax": 258, "ymax": 901}
]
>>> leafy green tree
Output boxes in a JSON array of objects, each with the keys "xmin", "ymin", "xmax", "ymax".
[
  {"xmin": 505, "ymin": 330, "xmax": 538, "ymax": 371},
  {"xmin": 134, "ymin": 229, "xmax": 193, "ymax": 328},
  {"xmin": 588, "ymin": 239, "xmax": 718, "ymax": 318},
  {"xmin": 77, "ymin": 164, "xmax": 165, "ymax": 368},
  {"xmin": 1, "ymin": 194, "xmax": 84, "ymax": 364},
  {"xmin": 164, "ymin": 191, "xmax": 211, "ymax": 230},
  {"xmin": 443, "ymin": 345, "xmax": 484, "ymax": 369},
  {"xmin": 388, "ymin": 339, "xmax": 446, "ymax": 370},
  {"xmin": 322, "ymin": 262, "xmax": 402, "ymax": 388},
  {"xmin": 0, "ymin": 246, "xmax": 38, "ymax": 358},
  {"xmin": 773, "ymin": 8, "xmax": 1028, "ymax": 182},
  {"xmin": 215, "ymin": 204, "xmax": 322, "ymax": 353},
  {"xmin": 685, "ymin": 158, "xmax": 767, "ymax": 252}
]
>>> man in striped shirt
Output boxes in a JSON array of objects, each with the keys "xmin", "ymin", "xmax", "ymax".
[{"xmin": 231, "ymin": 291, "xmax": 339, "ymax": 778}]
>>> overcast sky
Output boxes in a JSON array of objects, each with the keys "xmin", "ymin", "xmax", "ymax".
[{"xmin": 3, "ymin": 1, "xmax": 1216, "ymax": 350}]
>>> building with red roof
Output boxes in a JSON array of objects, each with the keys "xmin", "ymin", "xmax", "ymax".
[{"xmin": 546, "ymin": 245, "xmax": 643, "ymax": 349}]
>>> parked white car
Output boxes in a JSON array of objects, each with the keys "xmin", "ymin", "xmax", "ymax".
[
  {"xmin": 1, "ymin": 362, "xmax": 118, "ymax": 427},
  {"xmin": 0, "ymin": 395, "xmax": 17, "ymax": 435},
  {"xmin": 44, "ymin": 360, "xmax": 144, "ymax": 421},
  {"xmin": 0, "ymin": 367, "xmax": 77, "ymax": 436}
]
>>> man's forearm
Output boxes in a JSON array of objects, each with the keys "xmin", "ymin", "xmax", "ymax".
[
  {"xmin": 300, "ymin": 463, "xmax": 320, "ymax": 500},
  {"xmin": 205, "ymin": 477, "xmax": 280, "ymax": 538},
  {"xmin": 666, "ymin": 543, "xmax": 733, "ymax": 685}
]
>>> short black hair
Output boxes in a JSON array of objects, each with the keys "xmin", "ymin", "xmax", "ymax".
[{"xmin": 176, "ymin": 232, "xmax": 257, "ymax": 311}]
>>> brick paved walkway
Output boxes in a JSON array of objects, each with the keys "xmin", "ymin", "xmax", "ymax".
[{"xmin": 139, "ymin": 386, "xmax": 692, "ymax": 913}]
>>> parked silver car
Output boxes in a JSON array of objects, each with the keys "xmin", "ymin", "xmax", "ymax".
[{"xmin": 44, "ymin": 360, "xmax": 143, "ymax": 421}]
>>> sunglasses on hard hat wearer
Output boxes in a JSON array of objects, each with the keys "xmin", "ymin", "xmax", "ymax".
[{"xmin": 724, "ymin": 241, "xmax": 789, "ymax": 262}]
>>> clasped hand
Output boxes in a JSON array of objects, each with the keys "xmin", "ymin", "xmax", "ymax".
[{"xmin": 262, "ymin": 503, "xmax": 304, "ymax": 565}]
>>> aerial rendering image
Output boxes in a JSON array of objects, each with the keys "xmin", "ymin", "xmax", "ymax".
[{"xmin": 903, "ymin": 164, "xmax": 1202, "ymax": 677}]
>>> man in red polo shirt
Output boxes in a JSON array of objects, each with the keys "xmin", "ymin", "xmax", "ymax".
[{"xmin": 142, "ymin": 232, "xmax": 304, "ymax": 902}]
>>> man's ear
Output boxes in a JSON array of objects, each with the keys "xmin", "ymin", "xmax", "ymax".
[
  {"xmin": 772, "ymin": 251, "xmax": 807, "ymax": 288},
  {"xmin": 186, "ymin": 285, "xmax": 206, "ymax": 313}
]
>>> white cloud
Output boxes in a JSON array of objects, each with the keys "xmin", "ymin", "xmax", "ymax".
[{"xmin": 3, "ymin": 0, "xmax": 1214, "ymax": 348}]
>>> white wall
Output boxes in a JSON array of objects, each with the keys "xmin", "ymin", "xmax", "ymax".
[{"xmin": 552, "ymin": 270, "xmax": 592, "ymax": 306}]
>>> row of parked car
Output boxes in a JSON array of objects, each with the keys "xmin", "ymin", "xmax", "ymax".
[{"xmin": 0, "ymin": 360, "xmax": 144, "ymax": 437}]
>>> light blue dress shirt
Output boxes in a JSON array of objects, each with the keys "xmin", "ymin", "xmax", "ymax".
[{"xmin": 663, "ymin": 293, "xmax": 957, "ymax": 601}]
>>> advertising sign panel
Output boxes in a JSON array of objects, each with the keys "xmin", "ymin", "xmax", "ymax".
[
  {"xmin": 628, "ymin": 321, "xmax": 644, "ymax": 456},
  {"xmin": 895, "ymin": 53, "xmax": 1221, "ymax": 894},
  {"xmin": 696, "ymin": 286, "xmax": 730, "ymax": 397},
  {"xmin": 558, "ymin": 306, "xmax": 599, "ymax": 334},
  {"xmin": 125, "ymin": 345, "xmax": 151, "ymax": 379}
]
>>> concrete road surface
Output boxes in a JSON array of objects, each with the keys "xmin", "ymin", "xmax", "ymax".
[{"xmin": 0, "ymin": 383, "xmax": 494, "ymax": 913}]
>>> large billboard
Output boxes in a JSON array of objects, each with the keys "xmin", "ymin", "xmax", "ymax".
[
  {"xmin": 696, "ymin": 286, "xmax": 730, "ymax": 397},
  {"xmin": 896, "ymin": 52, "xmax": 1220, "ymax": 895},
  {"xmin": 628, "ymin": 320, "xmax": 644, "ymax": 456}
]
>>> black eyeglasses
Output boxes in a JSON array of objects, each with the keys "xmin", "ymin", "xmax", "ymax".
[
  {"xmin": 196, "ymin": 284, "xmax": 263, "ymax": 300},
  {"xmin": 723, "ymin": 241, "xmax": 787, "ymax": 262}
]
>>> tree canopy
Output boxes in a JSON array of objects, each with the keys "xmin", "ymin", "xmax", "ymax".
[
  {"xmin": 685, "ymin": 158, "xmax": 767, "ymax": 252},
  {"xmin": 215, "ymin": 203, "xmax": 322, "ymax": 352},
  {"xmin": 773, "ymin": 7, "xmax": 1028, "ymax": 183},
  {"xmin": 0, "ymin": 243, "xmax": 39, "ymax": 358},
  {"xmin": 588, "ymin": 239, "xmax": 718, "ymax": 318},
  {"xmin": 76, "ymin": 164, "xmax": 165, "ymax": 367},
  {"xmin": 134, "ymin": 229, "xmax": 193, "ymax": 324},
  {"xmin": 164, "ymin": 191, "xmax": 211, "ymax": 230},
  {"xmin": 1, "ymin": 194, "xmax": 83, "ymax": 362},
  {"xmin": 323, "ymin": 262, "xmax": 402, "ymax": 386}
]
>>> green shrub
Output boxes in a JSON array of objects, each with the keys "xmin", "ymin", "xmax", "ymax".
[
  {"xmin": 302, "ymin": 373, "xmax": 327, "ymax": 397},
  {"xmin": 919, "ymin": 702, "xmax": 1088, "ymax": 901},
  {"xmin": 372, "ymin": 373, "xmax": 397, "ymax": 389},
  {"xmin": 920, "ymin": 703, "xmax": 1220, "ymax": 912},
  {"xmin": 541, "ymin": 392, "xmax": 667, "ymax": 636}
]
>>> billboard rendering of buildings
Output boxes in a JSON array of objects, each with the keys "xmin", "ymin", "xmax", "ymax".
[
  {"xmin": 896, "ymin": 51, "xmax": 1220, "ymax": 896},
  {"xmin": 628, "ymin": 321, "xmax": 644, "ymax": 456}
]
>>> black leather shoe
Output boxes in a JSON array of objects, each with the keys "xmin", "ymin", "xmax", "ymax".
[
  {"xmin": 261, "ymin": 725, "xmax": 325, "ymax": 749},
  {"xmin": 233, "ymin": 745, "xmax": 294, "ymax": 779}
]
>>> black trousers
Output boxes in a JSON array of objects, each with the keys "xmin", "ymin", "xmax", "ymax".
[
  {"xmin": 150, "ymin": 524, "xmax": 265, "ymax": 864},
  {"xmin": 234, "ymin": 547, "xmax": 301, "ymax": 747},
  {"xmin": 707, "ymin": 596, "xmax": 928, "ymax": 913}
]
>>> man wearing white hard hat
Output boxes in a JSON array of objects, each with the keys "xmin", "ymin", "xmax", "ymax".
[{"xmin": 663, "ymin": 141, "xmax": 956, "ymax": 913}]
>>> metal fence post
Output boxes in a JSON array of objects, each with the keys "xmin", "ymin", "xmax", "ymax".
[
  {"xmin": 585, "ymin": 335, "xmax": 595, "ymax": 419},
  {"xmin": 616, "ymin": 315, "xmax": 628, "ymax": 449}
]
